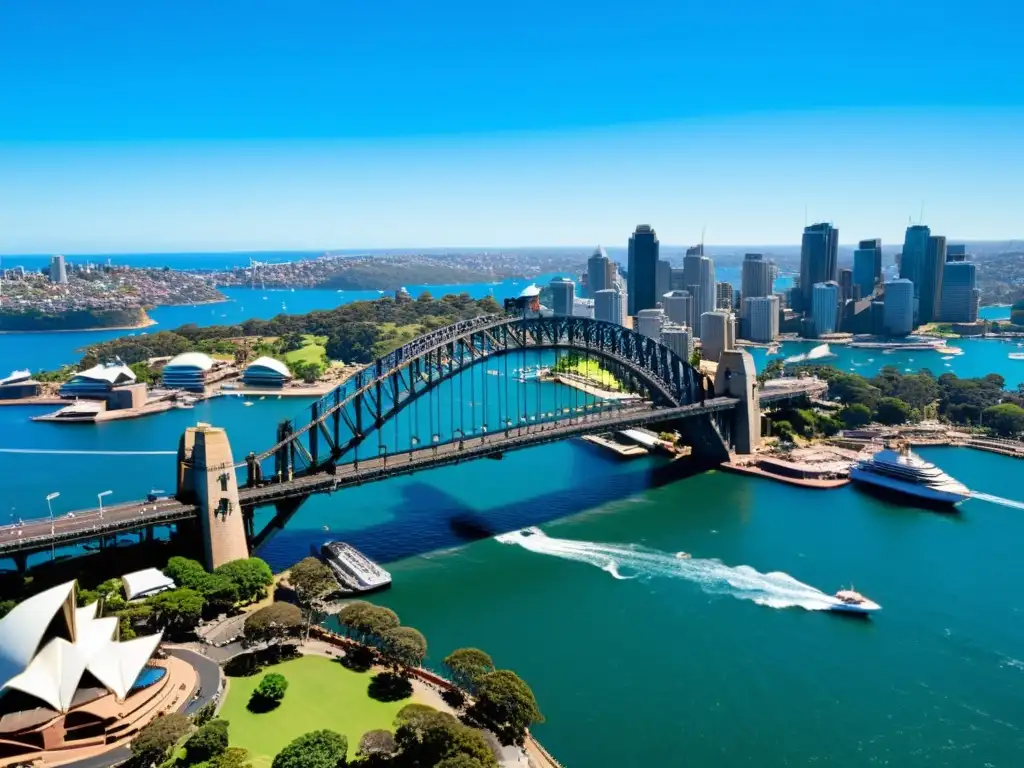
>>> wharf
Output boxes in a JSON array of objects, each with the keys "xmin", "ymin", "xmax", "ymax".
[
  {"xmin": 721, "ymin": 461, "xmax": 850, "ymax": 489},
  {"xmin": 581, "ymin": 433, "xmax": 649, "ymax": 457}
]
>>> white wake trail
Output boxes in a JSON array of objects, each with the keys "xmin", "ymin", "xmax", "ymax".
[
  {"xmin": 499, "ymin": 531, "xmax": 835, "ymax": 611},
  {"xmin": 970, "ymin": 492, "xmax": 1024, "ymax": 511}
]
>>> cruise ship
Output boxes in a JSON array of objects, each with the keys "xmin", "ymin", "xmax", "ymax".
[
  {"xmin": 850, "ymin": 445, "xmax": 970, "ymax": 508},
  {"xmin": 318, "ymin": 541, "xmax": 392, "ymax": 593}
]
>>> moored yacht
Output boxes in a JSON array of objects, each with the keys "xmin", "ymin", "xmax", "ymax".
[
  {"xmin": 850, "ymin": 444, "xmax": 970, "ymax": 508},
  {"xmin": 318, "ymin": 541, "xmax": 391, "ymax": 593}
]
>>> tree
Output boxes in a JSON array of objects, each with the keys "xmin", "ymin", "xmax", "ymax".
[
  {"xmin": 436, "ymin": 756, "xmax": 489, "ymax": 768},
  {"xmin": 771, "ymin": 420, "xmax": 795, "ymax": 441},
  {"xmin": 292, "ymin": 359, "xmax": 326, "ymax": 383},
  {"xmin": 357, "ymin": 729, "xmax": 396, "ymax": 760},
  {"xmin": 874, "ymin": 397, "xmax": 913, "ymax": 426},
  {"xmin": 840, "ymin": 403, "xmax": 873, "ymax": 429},
  {"xmin": 209, "ymin": 748, "xmax": 253, "ymax": 768},
  {"xmin": 147, "ymin": 588, "xmax": 205, "ymax": 631},
  {"xmin": 192, "ymin": 701, "xmax": 217, "ymax": 727},
  {"xmin": 689, "ymin": 348, "xmax": 702, "ymax": 367},
  {"xmin": 244, "ymin": 602, "xmax": 303, "ymax": 645},
  {"xmin": 186, "ymin": 719, "xmax": 230, "ymax": 763},
  {"xmin": 131, "ymin": 712, "xmax": 191, "ymax": 763},
  {"xmin": 444, "ymin": 648, "xmax": 495, "ymax": 692},
  {"xmin": 288, "ymin": 557, "xmax": 337, "ymax": 640},
  {"xmin": 215, "ymin": 558, "xmax": 274, "ymax": 603},
  {"xmin": 757, "ymin": 359, "xmax": 785, "ymax": 385},
  {"xmin": 394, "ymin": 708, "xmax": 497, "ymax": 768},
  {"xmin": 381, "ymin": 626, "xmax": 427, "ymax": 671},
  {"xmin": 469, "ymin": 670, "xmax": 543, "ymax": 747},
  {"xmin": 337, "ymin": 601, "xmax": 399, "ymax": 646},
  {"xmin": 983, "ymin": 403, "xmax": 1024, "ymax": 437},
  {"xmin": 271, "ymin": 730, "xmax": 348, "ymax": 768},
  {"xmin": 253, "ymin": 673, "xmax": 288, "ymax": 704},
  {"xmin": 165, "ymin": 556, "xmax": 208, "ymax": 586}
]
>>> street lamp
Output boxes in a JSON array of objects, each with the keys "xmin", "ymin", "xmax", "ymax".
[
  {"xmin": 97, "ymin": 490, "xmax": 112, "ymax": 521},
  {"xmin": 46, "ymin": 492, "xmax": 59, "ymax": 559}
]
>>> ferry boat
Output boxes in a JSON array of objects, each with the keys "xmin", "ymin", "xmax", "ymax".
[
  {"xmin": 317, "ymin": 541, "xmax": 392, "ymax": 593},
  {"xmin": 850, "ymin": 444, "xmax": 970, "ymax": 508},
  {"xmin": 829, "ymin": 589, "xmax": 881, "ymax": 615}
]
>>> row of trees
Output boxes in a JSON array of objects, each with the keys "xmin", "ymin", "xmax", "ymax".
[{"xmin": 131, "ymin": 706, "xmax": 249, "ymax": 768}]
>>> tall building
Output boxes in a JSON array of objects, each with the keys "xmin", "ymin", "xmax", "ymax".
[
  {"xmin": 858, "ymin": 238, "xmax": 883, "ymax": 288},
  {"xmin": 853, "ymin": 247, "xmax": 877, "ymax": 299},
  {"xmin": 669, "ymin": 267, "xmax": 687, "ymax": 291},
  {"xmin": 661, "ymin": 290, "xmax": 693, "ymax": 328},
  {"xmin": 742, "ymin": 296, "xmax": 780, "ymax": 343},
  {"xmin": 740, "ymin": 253, "xmax": 773, "ymax": 317},
  {"xmin": 636, "ymin": 308, "xmax": 665, "ymax": 341},
  {"xmin": 940, "ymin": 261, "xmax": 979, "ymax": 323},
  {"xmin": 594, "ymin": 289, "xmax": 624, "ymax": 326},
  {"xmin": 799, "ymin": 223, "xmax": 838, "ymax": 311},
  {"xmin": 883, "ymin": 278, "xmax": 915, "ymax": 336},
  {"xmin": 656, "ymin": 259, "xmax": 672, "ymax": 301},
  {"xmin": 572, "ymin": 298, "xmax": 595, "ymax": 318},
  {"xmin": 48, "ymin": 254, "xmax": 68, "ymax": 284},
  {"xmin": 918, "ymin": 235, "xmax": 947, "ymax": 324},
  {"xmin": 899, "ymin": 224, "xmax": 931, "ymax": 318},
  {"xmin": 811, "ymin": 281, "xmax": 839, "ymax": 336},
  {"xmin": 627, "ymin": 225, "xmax": 659, "ymax": 316},
  {"xmin": 699, "ymin": 311, "xmax": 734, "ymax": 363},
  {"xmin": 696, "ymin": 257, "xmax": 716, "ymax": 336},
  {"xmin": 661, "ymin": 325, "xmax": 693, "ymax": 361},
  {"xmin": 548, "ymin": 277, "xmax": 575, "ymax": 315},
  {"xmin": 946, "ymin": 244, "xmax": 967, "ymax": 262},
  {"xmin": 839, "ymin": 268, "xmax": 855, "ymax": 302},
  {"xmin": 587, "ymin": 247, "xmax": 614, "ymax": 295},
  {"xmin": 715, "ymin": 282, "xmax": 733, "ymax": 310}
]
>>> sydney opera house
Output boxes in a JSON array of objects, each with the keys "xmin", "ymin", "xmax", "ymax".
[{"xmin": 0, "ymin": 581, "xmax": 195, "ymax": 765}]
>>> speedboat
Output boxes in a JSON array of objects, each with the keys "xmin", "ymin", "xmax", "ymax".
[
  {"xmin": 494, "ymin": 526, "xmax": 544, "ymax": 544},
  {"xmin": 829, "ymin": 589, "xmax": 881, "ymax": 615},
  {"xmin": 675, "ymin": 552, "xmax": 691, "ymax": 559}
]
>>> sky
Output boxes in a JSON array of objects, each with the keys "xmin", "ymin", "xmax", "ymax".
[{"xmin": 0, "ymin": 1, "xmax": 1022, "ymax": 252}]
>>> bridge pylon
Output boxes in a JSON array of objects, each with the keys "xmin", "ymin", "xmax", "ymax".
[
  {"xmin": 177, "ymin": 423, "xmax": 250, "ymax": 570},
  {"xmin": 714, "ymin": 349, "xmax": 761, "ymax": 455}
]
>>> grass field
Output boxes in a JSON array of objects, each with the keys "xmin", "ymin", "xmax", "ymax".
[
  {"xmin": 219, "ymin": 655, "xmax": 409, "ymax": 765},
  {"xmin": 283, "ymin": 334, "xmax": 328, "ymax": 366},
  {"xmin": 555, "ymin": 358, "xmax": 623, "ymax": 390}
]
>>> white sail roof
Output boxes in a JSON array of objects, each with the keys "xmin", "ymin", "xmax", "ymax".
[
  {"xmin": 0, "ymin": 581, "xmax": 76, "ymax": 695},
  {"xmin": 122, "ymin": 568, "xmax": 176, "ymax": 601},
  {"xmin": 245, "ymin": 356, "xmax": 292, "ymax": 378},
  {"xmin": 71, "ymin": 363, "xmax": 136, "ymax": 385},
  {"xmin": 87, "ymin": 632, "xmax": 164, "ymax": 700}
]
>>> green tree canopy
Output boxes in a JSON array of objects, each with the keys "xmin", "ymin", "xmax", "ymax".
[
  {"xmin": 207, "ymin": 747, "xmax": 254, "ymax": 768},
  {"xmin": 394, "ymin": 707, "xmax": 497, "ymax": 768},
  {"xmin": 288, "ymin": 557, "xmax": 337, "ymax": 605},
  {"xmin": 436, "ymin": 756, "xmax": 490, "ymax": 768},
  {"xmin": 382, "ymin": 626, "xmax": 427, "ymax": 671},
  {"xmin": 186, "ymin": 718, "xmax": 230, "ymax": 763},
  {"xmin": 337, "ymin": 601, "xmax": 400, "ymax": 645},
  {"xmin": 469, "ymin": 670, "xmax": 543, "ymax": 747},
  {"xmin": 874, "ymin": 397, "xmax": 914, "ymax": 426},
  {"xmin": 131, "ymin": 712, "xmax": 191, "ymax": 763},
  {"xmin": 839, "ymin": 403, "xmax": 873, "ymax": 429},
  {"xmin": 983, "ymin": 403, "xmax": 1024, "ymax": 436},
  {"xmin": 147, "ymin": 588, "xmax": 205, "ymax": 631},
  {"xmin": 357, "ymin": 729, "xmax": 396, "ymax": 761},
  {"xmin": 444, "ymin": 648, "xmax": 495, "ymax": 691},
  {"xmin": 165, "ymin": 556, "xmax": 208, "ymax": 586},
  {"xmin": 254, "ymin": 673, "xmax": 289, "ymax": 703},
  {"xmin": 271, "ymin": 730, "xmax": 348, "ymax": 768},
  {"xmin": 215, "ymin": 558, "xmax": 274, "ymax": 603},
  {"xmin": 243, "ymin": 602, "xmax": 303, "ymax": 644}
]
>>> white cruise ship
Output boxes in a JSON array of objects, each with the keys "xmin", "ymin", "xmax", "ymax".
[
  {"xmin": 319, "ymin": 541, "xmax": 392, "ymax": 593},
  {"xmin": 850, "ymin": 446, "xmax": 970, "ymax": 508}
]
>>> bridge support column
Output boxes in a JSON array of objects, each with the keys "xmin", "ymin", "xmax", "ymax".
[
  {"xmin": 714, "ymin": 349, "xmax": 760, "ymax": 455},
  {"xmin": 12, "ymin": 551, "xmax": 27, "ymax": 576},
  {"xmin": 180, "ymin": 423, "xmax": 250, "ymax": 570}
]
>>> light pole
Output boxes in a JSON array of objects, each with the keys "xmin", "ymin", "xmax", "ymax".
[
  {"xmin": 46, "ymin": 492, "xmax": 59, "ymax": 560},
  {"xmin": 97, "ymin": 490, "xmax": 112, "ymax": 521}
]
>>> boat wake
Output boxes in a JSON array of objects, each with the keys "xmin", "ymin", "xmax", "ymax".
[
  {"xmin": 496, "ymin": 530, "xmax": 835, "ymax": 611},
  {"xmin": 970, "ymin": 492, "xmax": 1024, "ymax": 511}
]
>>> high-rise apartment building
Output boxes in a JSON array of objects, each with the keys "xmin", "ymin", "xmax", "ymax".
[
  {"xmin": 858, "ymin": 238, "xmax": 883, "ymax": 288},
  {"xmin": 883, "ymin": 278, "xmax": 915, "ymax": 336},
  {"xmin": 661, "ymin": 290, "xmax": 693, "ymax": 328},
  {"xmin": 740, "ymin": 253, "xmax": 773, "ymax": 317},
  {"xmin": 656, "ymin": 259, "xmax": 672, "ymax": 302},
  {"xmin": 636, "ymin": 308, "xmax": 665, "ymax": 341},
  {"xmin": 669, "ymin": 268, "xmax": 687, "ymax": 291},
  {"xmin": 918, "ymin": 235, "xmax": 947, "ymax": 324},
  {"xmin": 715, "ymin": 282, "xmax": 733, "ymax": 310},
  {"xmin": 627, "ymin": 225, "xmax": 659, "ymax": 316},
  {"xmin": 799, "ymin": 223, "xmax": 838, "ymax": 311},
  {"xmin": 548, "ymin": 277, "xmax": 575, "ymax": 316},
  {"xmin": 660, "ymin": 325, "xmax": 693, "ymax": 361},
  {"xmin": 696, "ymin": 257, "xmax": 716, "ymax": 336},
  {"xmin": 49, "ymin": 254, "xmax": 68, "ymax": 284},
  {"xmin": 853, "ymin": 247, "xmax": 877, "ymax": 299},
  {"xmin": 594, "ymin": 289, "xmax": 624, "ymax": 326},
  {"xmin": 699, "ymin": 311, "xmax": 734, "ymax": 363},
  {"xmin": 940, "ymin": 261, "xmax": 979, "ymax": 323},
  {"xmin": 811, "ymin": 281, "xmax": 839, "ymax": 336},
  {"xmin": 587, "ymin": 247, "xmax": 614, "ymax": 295},
  {"xmin": 742, "ymin": 296, "xmax": 780, "ymax": 343}
]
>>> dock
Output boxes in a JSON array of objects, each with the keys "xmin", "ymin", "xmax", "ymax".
[{"xmin": 581, "ymin": 434, "xmax": 649, "ymax": 457}]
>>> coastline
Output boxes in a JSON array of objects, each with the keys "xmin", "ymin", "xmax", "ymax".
[{"xmin": 0, "ymin": 316, "xmax": 158, "ymax": 335}]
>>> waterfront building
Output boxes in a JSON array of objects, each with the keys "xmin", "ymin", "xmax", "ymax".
[
  {"xmin": 60, "ymin": 362, "xmax": 137, "ymax": 398},
  {"xmin": 742, "ymin": 296, "xmax": 780, "ymax": 343},
  {"xmin": 587, "ymin": 246, "xmax": 615, "ymax": 295},
  {"xmin": 799, "ymin": 223, "xmax": 838, "ymax": 311},
  {"xmin": 939, "ymin": 261, "xmax": 979, "ymax": 323},
  {"xmin": 661, "ymin": 324, "xmax": 693, "ymax": 361},
  {"xmin": 572, "ymin": 298, "xmax": 595, "ymax": 318},
  {"xmin": 242, "ymin": 356, "xmax": 293, "ymax": 388},
  {"xmin": 627, "ymin": 225, "xmax": 659, "ymax": 316},
  {"xmin": 740, "ymin": 253, "xmax": 773, "ymax": 318},
  {"xmin": 917, "ymin": 235, "xmax": 947, "ymax": 324},
  {"xmin": 811, "ymin": 281, "xmax": 839, "ymax": 336},
  {"xmin": 548, "ymin": 277, "xmax": 576, "ymax": 316},
  {"xmin": 0, "ymin": 581, "xmax": 169, "ymax": 763},
  {"xmin": 636, "ymin": 308, "xmax": 665, "ymax": 340},
  {"xmin": 853, "ymin": 247, "xmax": 877, "ymax": 298},
  {"xmin": 716, "ymin": 282, "xmax": 733, "ymax": 310},
  {"xmin": 669, "ymin": 267, "xmax": 687, "ymax": 291},
  {"xmin": 48, "ymin": 254, "xmax": 68, "ymax": 284},
  {"xmin": 661, "ymin": 290, "xmax": 693, "ymax": 328},
  {"xmin": 594, "ymin": 289, "xmax": 622, "ymax": 325},
  {"xmin": 162, "ymin": 351, "xmax": 215, "ymax": 392},
  {"xmin": 0, "ymin": 368, "xmax": 40, "ymax": 399},
  {"xmin": 883, "ymin": 278, "xmax": 915, "ymax": 336},
  {"xmin": 858, "ymin": 238, "xmax": 883, "ymax": 287},
  {"xmin": 656, "ymin": 259, "xmax": 672, "ymax": 300},
  {"xmin": 839, "ymin": 268, "xmax": 855, "ymax": 302},
  {"xmin": 699, "ymin": 310, "xmax": 734, "ymax": 363}
]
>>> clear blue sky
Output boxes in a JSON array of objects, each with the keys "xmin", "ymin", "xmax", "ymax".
[{"xmin": 1, "ymin": 1, "xmax": 1021, "ymax": 252}]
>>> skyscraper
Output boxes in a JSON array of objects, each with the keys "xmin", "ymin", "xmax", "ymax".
[
  {"xmin": 594, "ymin": 289, "xmax": 624, "ymax": 326},
  {"xmin": 853, "ymin": 247, "xmax": 877, "ymax": 299},
  {"xmin": 661, "ymin": 290, "xmax": 693, "ymax": 328},
  {"xmin": 940, "ymin": 261, "xmax": 979, "ymax": 323},
  {"xmin": 799, "ymin": 223, "xmax": 838, "ymax": 311},
  {"xmin": 548, "ymin": 277, "xmax": 575, "ymax": 316},
  {"xmin": 742, "ymin": 296, "xmax": 780, "ymax": 343},
  {"xmin": 919, "ymin": 235, "xmax": 947, "ymax": 324},
  {"xmin": 660, "ymin": 325, "xmax": 693, "ymax": 361},
  {"xmin": 669, "ymin": 268, "xmax": 687, "ymax": 291},
  {"xmin": 656, "ymin": 259, "xmax": 671, "ymax": 302},
  {"xmin": 839, "ymin": 268, "xmax": 854, "ymax": 302},
  {"xmin": 811, "ymin": 281, "xmax": 839, "ymax": 336},
  {"xmin": 587, "ymin": 247, "xmax": 613, "ymax": 295},
  {"xmin": 699, "ymin": 311, "xmax": 734, "ymax": 364},
  {"xmin": 946, "ymin": 244, "xmax": 967, "ymax": 262},
  {"xmin": 697, "ymin": 257, "xmax": 716, "ymax": 336},
  {"xmin": 740, "ymin": 253, "xmax": 773, "ymax": 316},
  {"xmin": 636, "ymin": 308, "xmax": 665, "ymax": 340},
  {"xmin": 627, "ymin": 225, "xmax": 659, "ymax": 316},
  {"xmin": 49, "ymin": 254, "xmax": 68, "ymax": 284},
  {"xmin": 899, "ymin": 225, "xmax": 931, "ymax": 319},
  {"xmin": 883, "ymin": 278, "xmax": 915, "ymax": 336},
  {"xmin": 858, "ymin": 238, "xmax": 883, "ymax": 287},
  {"xmin": 715, "ymin": 282, "xmax": 733, "ymax": 310}
]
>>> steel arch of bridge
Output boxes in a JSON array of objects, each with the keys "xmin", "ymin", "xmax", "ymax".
[{"xmin": 243, "ymin": 314, "xmax": 705, "ymax": 481}]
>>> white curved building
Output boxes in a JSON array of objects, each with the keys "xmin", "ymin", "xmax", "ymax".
[
  {"xmin": 59, "ymin": 362, "xmax": 136, "ymax": 397},
  {"xmin": 162, "ymin": 351, "xmax": 215, "ymax": 392},
  {"xmin": 242, "ymin": 356, "xmax": 293, "ymax": 388}
]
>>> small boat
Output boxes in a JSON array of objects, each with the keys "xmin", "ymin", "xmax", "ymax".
[
  {"xmin": 243, "ymin": 401, "xmax": 254, "ymax": 407},
  {"xmin": 829, "ymin": 589, "xmax": 881, "ymax": 615},
  {"xmin": 1009, "ymin": 352, "xmax": 1024, "ymax": 360},
  {"xmin": 675, "ymin": 552, "xmax": 691, "ymax": 559}
]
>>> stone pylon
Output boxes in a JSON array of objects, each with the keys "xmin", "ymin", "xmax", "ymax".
[
  {"xmin": 178, "ymin": 423, "xmax": 249, "ymax": 570},
  {"xmin": 714, "ymin": 349, "xmax": 761, "ymax": 455}
]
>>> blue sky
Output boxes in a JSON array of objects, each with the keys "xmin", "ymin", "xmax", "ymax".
[{"xmin": 1, "ymin": 1, "xmax": 1021, "ymax": 252}]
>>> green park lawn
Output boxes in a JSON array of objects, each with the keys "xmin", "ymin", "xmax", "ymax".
[
  {"xmin": 219, "ymin": 655, "xmax": 409, "ymax": 766},
  {"xmin": 282, "ymin": 334, "xmax": 328, "ymax": 366},
  {"xmin": 556, "ymin": 357, "xmax": 622, "ymax": 391}
]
